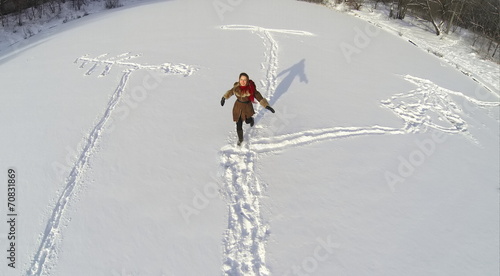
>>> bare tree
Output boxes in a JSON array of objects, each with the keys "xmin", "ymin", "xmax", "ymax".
[
  {"xmin": 105, "ymin": 0, "xmax": 121, "ymax": 9},
  {"xmin": 423, "ymin": 0, "xmax": 442, "ymax": 35},
  {"xmin": 72, "ymin": 0, "xmax": 86, "ymax": 10},
  {"xmin": 0, "ymin": 0, "xmax": 7, "ymax": 26},
  {"xmin": 390, "ymin": 0, "xmax": 415, "ymax": 19},
  {"xmin": 445, "ymin": 0, "xmax": 465, "ymax": 34}
]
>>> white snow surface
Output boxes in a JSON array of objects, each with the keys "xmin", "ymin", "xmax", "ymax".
[{"xmin": 0, "ymin": 0, "xmax": 498, "ymax": 275}]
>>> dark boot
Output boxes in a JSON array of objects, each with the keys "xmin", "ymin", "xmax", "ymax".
[
  {"xmin": 237, "ymin": 129, "xmax": 244, "ymax": 146},
  {"xmin": 245, "ymin": 117, "xmax": 254, "ymax": 127}
]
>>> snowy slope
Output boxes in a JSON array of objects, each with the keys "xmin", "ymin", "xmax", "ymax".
[{"xmin": 0, "ymin": 0, "xmax": 498, "ymax": 275}]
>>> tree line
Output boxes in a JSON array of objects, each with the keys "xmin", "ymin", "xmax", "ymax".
[
  {"xmin": 2, "ymin": 0, "xmax": 498, "ymax": 59},
  {"xmin": 301, "ymin": 0, "xmax": 499, "ymax": 59},
  {"xmin": 0, "ymin": 0, "xmax": 121, "ymax": 27}
]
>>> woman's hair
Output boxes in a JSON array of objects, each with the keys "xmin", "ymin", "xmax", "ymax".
[{"xmin": 239, "ymin": 72, "xmax": 249, "ymax": 80}]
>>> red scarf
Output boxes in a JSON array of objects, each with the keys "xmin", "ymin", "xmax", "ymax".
[{"xmin": 239, "ymin": 80, "xmax": 257, "ymax": 103}]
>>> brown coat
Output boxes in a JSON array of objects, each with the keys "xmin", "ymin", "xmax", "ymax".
[{"xmin": 223, "ymin": 82, "xmax": 270, "ymax": 122}]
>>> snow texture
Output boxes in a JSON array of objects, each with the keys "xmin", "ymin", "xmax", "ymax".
[{"xmin": 0, "ymin": 0, "xmax": 498, "ymax": 276}]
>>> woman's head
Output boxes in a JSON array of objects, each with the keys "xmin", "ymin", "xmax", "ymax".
[{"xmin": 239, "ymin": 72, "xmax": 249, "ymax": 87}]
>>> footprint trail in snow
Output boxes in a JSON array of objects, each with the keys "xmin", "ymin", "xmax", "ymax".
[
  {"xmin": 219, "ymin": 25, "xmax": 314, "ymax": 276},
  {"xmin": 218, "ymin": 26, "xmax": 499, "ymax": 276},
  {"xmin": 27, "ymin": 53, "xmax": 196, "ymax": 276},
  {"xmin": 26, "ymin": 31, "xmax": 499, "ymax": 276}
]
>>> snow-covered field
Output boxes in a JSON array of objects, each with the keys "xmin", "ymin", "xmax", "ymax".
[{"xmin": 0, "ymin": 0, "xmax": 498, "ymax": 275}]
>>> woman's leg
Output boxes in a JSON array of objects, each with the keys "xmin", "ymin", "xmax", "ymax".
[
  {"xmin": 236, "ymin": 117, "xmax": 244, "ymax": 144},
  {"xmin": 245, "ymin": 116, "xmax": 254, "ymax": 127}
]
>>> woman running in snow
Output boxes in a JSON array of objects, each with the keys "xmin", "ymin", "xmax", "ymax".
[{"xmin": 221, "ymin": 72, "xmax": 275, "ymax": 146}]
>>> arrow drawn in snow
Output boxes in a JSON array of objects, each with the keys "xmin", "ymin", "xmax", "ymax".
[
  {"xmin": 251, "ymin": 74, "xmax": 500, "ymax": 153},
  {"xmin": 219, "ymin": 26, "xmax": 499, "ymax": 276},
  {"xmin": 381, "ymin": 75, "xmax": 500, "ymax": 142},
  {"xmin": 27, "ymin": 53, "xmax": 196, "ymax": 276}
]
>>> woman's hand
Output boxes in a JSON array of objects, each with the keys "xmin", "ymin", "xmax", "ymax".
[
  {"xmin": 221, "ymin": 97, "xmax": 225, "ymax": 106},
  {"xmin": 266, "ymin": 106, "xmax": 275, "ymax": 113}
]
